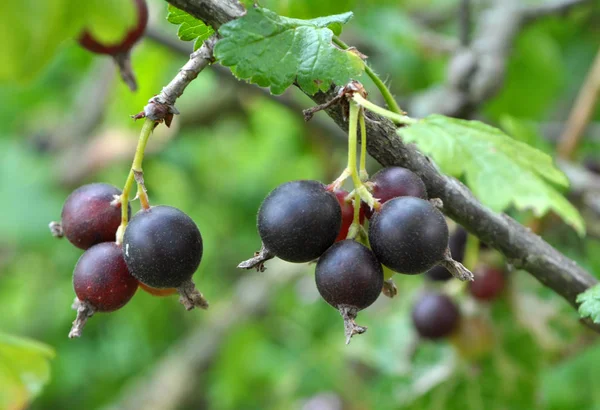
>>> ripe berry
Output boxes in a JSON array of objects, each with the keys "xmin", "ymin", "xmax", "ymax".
[
  {"xmin": 315, "ymin": 240, "xmax": 383, "ymax": 343},
  {"xmin": 412, "ymin": 292, "xmax": 460, "ymax": 340},
  {"xmin": 60, "ymin": 183, "xmax": 129, "ymax": 250},
  {"xmin": 123, "ymin": 206, "xmax": 202, "ymax": 288},
  {"xmin": 369, "ymin": 197, "xmax": 448, "ymax": 274},
  {"xmin": 257, "ymin": 180, "xmax": 341, "ymax": 263},
  {"xmin": 469, "ymin": 267, "xmax": 505, "ymax": 301},
  {"xmin": 69, "ymin": 242, "xmax": 138, "ymax": 338},
  {"xmin": 123, "ymin": 205, "xmax": 208, "ymax": 310},
  {"xmin": 78, "ymin": 0, "xmax": 148, "ymax": 91},
  {"xmin": 365, "ymin": 167, "xmax": 428, "ymax": 218},
  {"xmin": 334, "ymin": 189, "xmax": 364, "ymax": 242},
  {"xmin": 426, "ymin": 226, "xmax": 467, "ymax": 282}
]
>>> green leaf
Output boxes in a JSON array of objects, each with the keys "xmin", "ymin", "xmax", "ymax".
[
  {"xmin": 399, "ymin": 115, "xmax": 585, "ymax": 235},
  {"xmin": 577, "ymin": 285, "xmax": 600, "ymax": 323},
  {"xmin": 167, "ymin": 5, "xmax": 215, "ymax": 51},
  {"xmin": 0, "ymin": 333, "xmax": 55, "ymax": 410},
  {"xmin": 0, "ymin": 0, "xmax": 138, "ymax": 83},
  {"xmin": 214, "ymin": 7, "xmax": 365, "ymax": 95}
]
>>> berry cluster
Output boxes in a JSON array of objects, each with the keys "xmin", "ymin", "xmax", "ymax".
[
  {"xmin": 50, "ymin": 183, "xmax": 206, "ymax": 338},
  {"xmin": 240, "ymin": 166, "xmax": 470, "ymax": 343}
]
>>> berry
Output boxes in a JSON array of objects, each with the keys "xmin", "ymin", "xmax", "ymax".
[
  {"xmin": 469, "ymin": 267, "xmax": 505, "ymax": 301},
  {"xmin": 426, "ymin": 226, "xmax": 467, "ymax": 282},
  {"xmin": 73, "ymin": 242, "xmax": 138, "ymax": 312},
  {"xmin": 139, "ymin": 283, "xmax": 177, "ymax": 297},
  {"xmin": 365, "ymin": 167, "xmax": 428, "ymax": 218},
  {"xmin": 78, "ymin": 0, "xmax": 148, "ymax": 56},
  {"xmin": 334, "ymin": 190, "xmax": 364, "ymax": 242},
  {"xmin": 123, "ymin": 206, "xmax": 203, "ymax": 289},
  {"xmin": 257, "ymin": 180, "xmax": 341, "ymax": 263},
  {"xmin": 412, "ymin": 292, "xmax": 460, "ymax": 340},
  {"xmin": 369, "ymin": 197, "xmax": 448, "ymax": 274},
  {"xmin": 78, "ymin": 0, "xmax": 148, "ymax": 91},
  {"xmin": 315, "ymin": 240, "xmax": 383, "ymax": 343},
  {"xmin": 60, "ymin": 183, "xmax": 129, "ymax": 250}
]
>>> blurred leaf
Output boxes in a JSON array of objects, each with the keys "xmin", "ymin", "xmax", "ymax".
[
  {"xmin": 0, "ymin": 333, "xmax": 55, "ymax": 410},
  {"xmin": 499, "ymin": 115, "xmax": 553, "ymax": 154},
  {"xmin": 576, "ymin": 284, "xmax": 600, "ymax": 323},
  {"xmin": 399, "ymin": 115, "xmax": 585, "ymax": 235},
  {"xmin": 166, "ymin": 5, "xmax": 215, "ymax": 51},
  {"xmin": 214, "ymin": 7, "xmax": 364, "ymax": 95},
  {"xmin": 0, "ymin": 0, "xmax": 136, "ymax": 83}
]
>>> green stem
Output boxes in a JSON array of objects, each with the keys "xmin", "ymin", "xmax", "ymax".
[
  {"xmin": 463, "ymin": 234, "xmax": 480, "ymax": 271},
  {"xmin": 348, "ymin": 102, "xmax": 361, "ymax": 188},
  {"xmin": 116, "ymin": 118, "xmax": 155, "ymax": 243},
  {"xmin": 358, "ymin": 110, "xmax": 368, "ymax": 181},
  {"xmin": 353, "ymin": 94, "xmax": 416, "ymax": 125},
  {"xmin": 333, "ymin": 36, "xmax": 404, "ymax": 114}
]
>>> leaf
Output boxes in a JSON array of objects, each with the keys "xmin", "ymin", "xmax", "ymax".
[
  {"xmin": 0, "ymin": 0, "xmax": 138, "ymax": 83},
  {"xmin": 399, "ymin": 115, "xmax": 585, "ymax": 235},
  {"xmin": 214, "ymin": 7, "xmax": 365, "ymax": 95},
  {"xmin": 167, "ymin": 5, "xmax": 215, "ymax": 51},
  {"xmin": 577, "ymin": 285, "xmax": 600, "ymax": 323},
  {"xmin": 0, "ymin": 333, "xmax": 55, "ymax": 410}
]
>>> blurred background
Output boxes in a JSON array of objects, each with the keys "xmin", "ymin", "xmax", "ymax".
[{"xmin": 1, "ymin": 0, "xmax": 600, "ymax": 409}]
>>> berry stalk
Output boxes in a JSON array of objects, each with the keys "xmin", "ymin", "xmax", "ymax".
[
  {"xmin": 352, "ymin": 94, "xmax": 415, "ymax": 125},
  {"xmin": 117, "ymin": 117, "xmax": 155, "ymax": 243}
]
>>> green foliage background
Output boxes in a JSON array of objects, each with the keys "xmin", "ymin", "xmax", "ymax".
[{"xmin": 0, "ymin": 0, "xmax": 599, "ymax": 409}]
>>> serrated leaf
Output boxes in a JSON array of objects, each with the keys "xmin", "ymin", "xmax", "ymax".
[
  {"xmin": 577, "ymin": 285, "xmax": 600, "ymax": 323},
  {"xmin": 214, "ymin": 7, "xmax": 365, "ymax": 95},
  {"xmin": 399, "ymin": 115, "xmax": 585, "ymax": 235},
  {"xmin": 0, "ymin": 333, "xmax": 55, "ymax": 410},
  {"xmin": 167, "ymin": 5, "xmax": 215, "ymax": 51}
]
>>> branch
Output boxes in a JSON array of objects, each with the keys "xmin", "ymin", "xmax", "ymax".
[
  {"xmin": 410, "ymin": 0, "xmax": 595, "ymax": 118},
  {"xmin": 522, "ymin": 0, "xmax": 595, "ymax": 23},
  {"xmin": 162, "ymin": 0, "xmax": 600, "ymax": 331},
  {"xmin": 137, "ymin": 36, "xmax": 217, "ymax": 125},
  {"xmin": 557, "ymin": 48, "xmax": 600, "ymax": 159}
]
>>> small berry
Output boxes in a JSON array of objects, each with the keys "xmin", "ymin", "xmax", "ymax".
[
  {"xmin": 412, "ymin": 292, "xmax": 460, "ymax": 340},
  {"xmin": 469, "ymin": 267, "xmax": 505, "ymax": 301}
]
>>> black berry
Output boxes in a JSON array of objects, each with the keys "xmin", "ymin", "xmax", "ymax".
[
  {"xmin": 412, "ymin": 292, "xmax": 460, "ymax": 340},
  {"xmin": 315, "ymin": 240, "xmax": 383, "ymax": 343},
  {"xmin": 257, "ymin": 180, "xmax": 341, "ymax": 263},
  {"xmin": 123, "ymin": 206, "xmax": 203, "ymax": 289},
  {"xmin": 369, "ymin": 197, "xmax": 448, "ymax": 274}
]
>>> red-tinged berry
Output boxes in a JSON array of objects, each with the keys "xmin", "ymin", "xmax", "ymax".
[
  {"xmin": 69, "ymin": 242, "xmax": 138, "ymax": 338},
  {"xmin": 58, "ymin": 183, "xmax": 129, "ymax": 250},
  {"xmin": 334, "ymin": 190, "xmax": 364, "ymax": 242},
  {"xmin": 364, "ymin": 167, "xmax": 428, "ymax": 218},
  {"xmin": 469, "ymin": 267, "xmax": 506, "ymax": 301}
]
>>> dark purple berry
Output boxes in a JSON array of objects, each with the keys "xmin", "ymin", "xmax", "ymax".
[
  {"xmin": 315, "ymin": 240, "xmax": 383, "ymax": 343},
  {"xmin": 73, "ymin": 242, "xmax": 138, "ymax": 312},
  {"xmin": 412, "ymin": 292, "xmax": 460, "ymax": 340},
  {"xmin": 426, "ymin": 226, "xmax": 467, "ymax": 281},
  {"xmin": 369, "ymin": 197, "xmax": 448, "ymax": 274},
  {"xmin": 123, "ymin": 205, "xmax": 203, "ymax": 289},
  {"xmin": 365, "ymin": 167, "xmax": 428, "ymax": 218},
  {"xmin": 257, "ymin": 180, "xmax": 341, "ymax": 263},
  {"xmin": 61, "ymin": 183, "xmax": 129, "ymax": 250}
]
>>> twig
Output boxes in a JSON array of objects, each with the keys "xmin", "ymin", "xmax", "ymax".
[
  {"xmin": 557, "ymin": 48, "xmax": 600, "ymax": 160},
  {"xmin": 458, "ymin": 0, "xmax": 472, "ymax": 46},
  {"xmin": 521, "ymin": 0, "xmax": 594, "ymax": 23},
  {"xmin": 135, "ymin": 36, "xmax": 217, "ymax": 125},
  {"xmin": 163, "ymin": 0, "xmax": 600, "ymax": 331}
]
